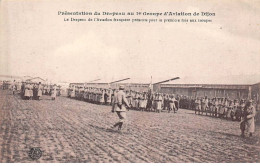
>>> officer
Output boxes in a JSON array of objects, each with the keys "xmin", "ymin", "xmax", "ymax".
[{"xmin": 111, "ymin": 85, "xmax": 130, "ymax": 131}]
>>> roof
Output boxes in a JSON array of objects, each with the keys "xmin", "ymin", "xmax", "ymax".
[
  {"xmin": 26, "ymin": 77, "xmax": 46, "ymax": 82},
  {"xmin": 161, "ymin": 84, "xmax": 250, "ymax": 90}
]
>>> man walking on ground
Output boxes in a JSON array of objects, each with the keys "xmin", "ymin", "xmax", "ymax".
[{"xmin": 111, "ymin": 85, "xmax": 130, "ymax": 131}]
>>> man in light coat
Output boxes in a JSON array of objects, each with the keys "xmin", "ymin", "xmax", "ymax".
[
  {"xmin": 111, "ymin": 85, "xmax": 130, "ymax": 131},
  {"xmin": 241, "ymin": 99, "xmax": 256, "ymax": 137}
]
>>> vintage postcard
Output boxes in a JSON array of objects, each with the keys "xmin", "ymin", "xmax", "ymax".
[{"xmin": 0, "ymin": 0, "xmax": 259, "ymax": 163}]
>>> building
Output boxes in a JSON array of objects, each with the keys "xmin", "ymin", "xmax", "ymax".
[
  {"xmin": 159, "ymin": 84, "xmax": 251, "ymax": 99},
  {"xmin": 84, "ymin": 81, "xmax": 260, "ymax": 105}
]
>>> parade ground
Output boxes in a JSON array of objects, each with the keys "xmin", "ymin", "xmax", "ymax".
[{"xmin": 0, "ymin": 90, "xmax": 259, "ymax": 163}]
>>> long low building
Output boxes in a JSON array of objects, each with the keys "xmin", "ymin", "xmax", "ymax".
[
  {"xmin": 85, "ymin": 82, "xmax": 260, "ymax": 101},
  {"xmin": 159, "ymin": 84, "xmax": 251, "ymax": 99}
]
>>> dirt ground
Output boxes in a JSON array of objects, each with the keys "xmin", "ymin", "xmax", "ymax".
[{"xmin": 0, "ymin": 89, "xmax": 259, "ymax": 163}]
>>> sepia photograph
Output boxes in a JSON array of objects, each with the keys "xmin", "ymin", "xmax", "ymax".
[{"xmin": 0, "ymin": 0, "xmax": 260, "ymax": 163}]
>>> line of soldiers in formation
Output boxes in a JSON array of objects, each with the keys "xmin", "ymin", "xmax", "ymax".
[
  {"xmin": 2, "ymin": 81, "xmax": 62, "ymax": 100},
  {"xmin": 68, "ymin": 86, "xmax": 178, "ymax": 113},
  {"xmin": 67, "ymin": 86, "xmax": 254, "ymax": 121}
]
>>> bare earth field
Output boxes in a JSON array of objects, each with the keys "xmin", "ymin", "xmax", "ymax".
[{"xmin": 0, "ymin": 89, "xmax": 259, "ymax": 163}]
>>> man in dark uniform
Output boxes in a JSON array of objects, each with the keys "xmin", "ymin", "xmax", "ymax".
[{"xmin": 175, "ymin": 95, "xmax": 180, "ymax": 111}]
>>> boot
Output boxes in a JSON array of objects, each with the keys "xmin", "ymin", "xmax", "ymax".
[{"xmin": 118, "ymin": 122, "xmax": 123, "ymax": 130}]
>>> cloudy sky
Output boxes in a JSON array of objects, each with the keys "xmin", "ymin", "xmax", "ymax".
[{"xmin": 1, "ymin": 0, "xmax": 260, "ymax": 84}]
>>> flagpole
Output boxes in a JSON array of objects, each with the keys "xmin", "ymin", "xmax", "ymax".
[{"xmin": 151, "ymin": 76, "xmax": 153, "ymax": 92}]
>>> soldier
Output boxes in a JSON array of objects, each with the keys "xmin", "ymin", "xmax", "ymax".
[
  {"xmin": 17, "ymin": 81, "xmax": 21, "ymax": 94},
  {"xmin": 11, "ymin": 80, "xmax": 16, "ymax": 95},
  {"xmin": 126, "ymin": 90, "xmax": 132, "ymax": 108},
  {"xmin": 236, "ymin": 99, "xmax": 245, "ymax": 121},
  {"xmin": 47, "ymin": 85, "xmax": 51, "ymax": 95},
  {"xmin": 195, "ymin": 97, "xmax": 201, "ymax": 114},
  {"xmin": 216, "ymin": 98, "xmax": 221, "ymax": 117},
  {"xmin": 51, "ymin": 84, "xmax": 57, "ymax": 100},
  {"xmin": 132, "ymin": 91, "xmax": 137, "ymax": 110},
  {"xmin": 156, "ymin": 93, "xmax": 163, "ymax": 113},
  {"xmin": 191, "ymin": 97, "xmax": 196, "ymax": 110},
  {"xmin": 147, "ymin": 91, "xmax": 152, "ymax": 112},
  {"xmin": 137, "ymin": 92, "xmax": 141, "ymax": 110},
  {"xmin": 201, "ymin": 97, "xmax": 206, "ymax": 115},
  {"xmin": 100, "ymin": 89, "xmax": 105, "ymax": 104},
  {"xmin": 33, "ymin": 83, "xmax": 38, "ymax": 100},
  {"xmin": 110, "ymin": 89, "xmax": 115, "ymax": 105},
  {"xmin": 24, "ymin": 82, "xmax": 30, "ymax": 100},
  {"xmin": 143, "ymin": 92, "xmax": 148, "ymax": 112},
  {"xmin": 153, "ymin": 93, "xmax": 157, "ymax": 112},
  {"xmin": 37, "ymin": 82, "xmax": 43, "ymax": 100},
  {"xmin": 103, "ymin": 89, "xmax": 108, "ymax": 104},
  {"xmin": 226, "ymin": 100, "xmax": 234, "ymax": 120},
  {"xmin": 107, "ymin": 89, "xmax": 112, "ymax": 105},
  {"xmin": 71, "ymin": 86, "xmax": 75, "ymax": 98},
  {"xmin": 164, "ymin": 94, "xmax": 170, "ymax": 111},
  {"xmin": 43, "ymin": 85, "xmax": 47, "ymax": 95},
  {"xmin": 231, "ymin": 99, "xmax": 239, "ymax": 121},
  {"xmin": 241, "ymin": 99, "xmax": 256, "ymax": 137},
  {"xmin": 204, "ymin": 96, "xmax": 209, "ymax": 115},
  {"xmin": 29, "ymin": 83, "xmax": 33, "ymax": 100},
  {"xmin": 169, "ymin": 95, "xmax": 176, "ymax": 113},
  {"xmin": 208, "ymin": 98, "xmax": 214, "ymax": 116},
  {"xmin": 111, "ymin": 85, "xmax": 130, "ymax": 131},
  {"xmin": 223, "ymin": 98, "xmax": 229, "ymax": 118},
  {"xmin": 218, "ymin": 98, "xmax": 225, "ymax": 118},
  {"xmin": 175, "ymin": 95, "xmax": 180, "ymax": 111},
  {"xmin": 21, "ymin": 82, "xmax": 25, "ymax": 98}
]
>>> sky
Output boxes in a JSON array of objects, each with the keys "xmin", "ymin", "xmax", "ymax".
[{"xmin": 0, "ymin": 0, "xmax": 260, "ymax": 84}]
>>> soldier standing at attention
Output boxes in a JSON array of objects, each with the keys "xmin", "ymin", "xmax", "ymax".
[
  {"xmin": 33, "ymin": 83, "xmax": 37, "ymax": 100},
  {"xmin": 204, "ymin": 96, "xmax": 209, "ymax": 115},
  {"xmin": 195, "ymin": 97, "xmax": 201, "ymax": 114},
  {"xmin": 51, "ymin": 84, "xmax": 57, "ymax": 100},
  {"xmin": 156, "ymin": 93, "xmax": 163, "ymax": 113},
  {"xmin": 175, "ymin": 95, "xmax": 180, "ymax": 111},
  {"xmin": 111, "ymin": 85, "xmax": 130, "ymax": 131},
  {"xmin": 104, "ymin": 89, "xmax": 108, "ymax": 105},
  {"xmin": 201, "ymin": 97, "xmax": 206, "ymax": 115},
  {"xmin": 107, "ymin": 89, "xmax": 112, "ymax": 105},
  {"xmin": 12, "ymin": 80, "xmax": 16, "ymax": 95},
  {"xmin": 231, "ymin": 99, "xmax": 239, "ymax": 120},
  {"xmin": 37, "ymin": 82, "xmax": 43, "ymax": 100},
  {"xmin": 241, "ymin": 100, "xmax": 256, "ymax": 137},
  {"xmin": 29, "ymin": 83, "xmax": 33, "ymax": 100},
  {"xmin": 24, "ymin": 82, "xmax": 30, "ymax": 100}
]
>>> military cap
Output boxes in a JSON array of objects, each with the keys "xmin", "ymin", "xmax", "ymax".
[{"xmin": 119, "ymin": 85, "xmax": 124, "ymax": 90}]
